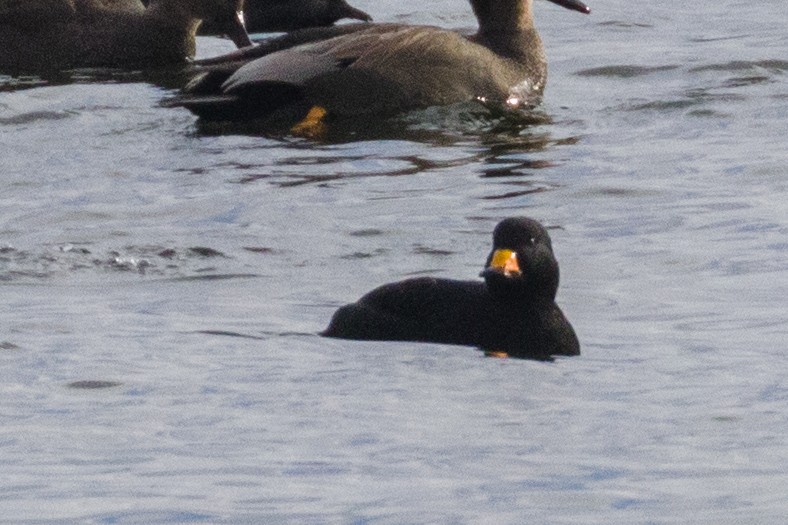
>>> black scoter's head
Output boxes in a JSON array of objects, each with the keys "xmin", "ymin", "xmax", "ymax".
[{"xmin": 480, "ymin": 217, "xmax": 559, "ymax": 301}]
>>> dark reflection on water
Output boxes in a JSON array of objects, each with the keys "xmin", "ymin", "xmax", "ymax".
[
  {"xmin": 164, "ymin": 273, "xmax": 261, "ymax": 282},
  {"xmin": 719, "ymin": 76, "xmax": 772, "ymax": 88},
  {"xmin": 688, "ymin": 59, "xmax": 788, "ymax": 73},
  {"xmin": 184, "ymin": 115, "xmax": 571, "ymax": 190},
  {"xmin": 190, "ymin": 98, "xmax": 557, "ymax": 147},
  {"xmin": 196, "ymin": 330, "xmax": 267, "ymax": 340},
  {"xmin": 66, "ymin": 380, "xmax": 123, "ymax": 390},
  {"xmin": 598, "ymin": 20, "xmax": 653, "ymax": 29},
  {"xmin": 576, "ymin": 65, "xmax": 680, "ymax": 78},
  {"xmin": 0, "ymin": 110, "xmax": 72, "ymax": 125},
  {"xmin": 0, "ymin": 67, "xmax": 193, "ymax": 93}
]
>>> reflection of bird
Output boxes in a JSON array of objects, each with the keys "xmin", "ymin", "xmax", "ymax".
[
  {"xmin": 323, "ymin": 217, "xmax": 580, "ymax": 361},
  {"xmin": 168, "ymin": 0, "xmax": 590, "ymax": 123},
  {"xmin": 244, "ymin": 0, "xmax": 371, "ymax": 33},
  {"xmin": 0, "ymin": 0, "xmax": 251, "ymax": 71}
]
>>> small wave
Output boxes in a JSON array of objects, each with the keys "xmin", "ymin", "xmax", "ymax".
[
  {"xmin": 66, "ymin": 380, "xmax": 123, "ymax": 390},
  {"xmin": 0, "ymin": 111, "xmax": 72, "ymax": 126},
  {"xmin": 575, "ymin": 65, "xmax": 679, "ymax": 78},
  {"xmin": 0, "ymin": 243, "xmax": 254, "ymax": 282},
  {"xmin": 689, "ymin": 59, "xmax": 788, "ymax": 74}
]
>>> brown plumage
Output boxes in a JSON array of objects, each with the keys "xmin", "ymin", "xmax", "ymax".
[
  {"xmin": 168, "ymin": 0, "xmax": 590, "ymax": 122},
  {"xmin": 0, "ymin": 0, "xmax": 252, "ymax": 71},
  {"xmin": 243, "ymin": 0, "xmax": 371, "ymax": 33}
]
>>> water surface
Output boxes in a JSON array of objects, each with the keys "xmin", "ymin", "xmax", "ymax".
[{"xmin": 1, "ymin": 0, "xmax": 786, "ymax": 523}]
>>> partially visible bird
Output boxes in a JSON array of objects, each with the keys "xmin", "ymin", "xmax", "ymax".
[
  {"xmin": 244, "ymin": 0, "xmax": 371, "ymax": 33},
  {"xmin": 0, "ymin": 0, "xmax": 252, "ymax": 71}
]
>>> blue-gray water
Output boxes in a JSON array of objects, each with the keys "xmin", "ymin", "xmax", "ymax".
[{"xmin": 1, "ymin": 0, "xmax": 786, "ymax": 523}]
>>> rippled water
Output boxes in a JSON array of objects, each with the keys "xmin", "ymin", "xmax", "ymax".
[{"xmin": 1, "ymin": 0, "xmax": 786, "ymax": 523}]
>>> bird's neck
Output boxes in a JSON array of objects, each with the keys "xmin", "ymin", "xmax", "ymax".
[
  {"xmin": 472, "ymin": 0, "xmax": 536, "ymax": 34},
  {"xmin": 470, "ymin": 1, "xmax": 545, "ymax": 64},
  {"xmin": 475, "ymin": 28, "xmax": 545, "ymax": 65}
]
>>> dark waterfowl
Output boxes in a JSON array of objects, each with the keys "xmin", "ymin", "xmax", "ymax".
[
  {"xmin": 244, "ymin": 0, "xmax": 371, "ymax": 33},
  {"xmin": 0, "ymin": 0, "xmax": 252, "ymax": 72},
  {"xmin": 156, "ymin": 0, "xmax": 371, "ymax": 34},
  {"xmin": 323, "ymin": 217, "xmax": 580, "ymax": 361},
  {"xmin": 168, "ymin": 0, "xmax": 589, "ymax": 123}
]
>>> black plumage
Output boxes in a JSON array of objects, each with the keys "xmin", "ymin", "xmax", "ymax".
[{"xmin": 323, "ymin": 217, "xmax": 579, "ymax": 361}]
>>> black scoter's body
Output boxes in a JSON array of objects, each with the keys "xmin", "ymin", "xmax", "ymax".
[{"xmin": 323, "ymin": 217, "xmax": 579, "ymax": 361}]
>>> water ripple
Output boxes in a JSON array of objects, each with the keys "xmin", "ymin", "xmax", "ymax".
[{"xmin": 576, "ymin": 64, "xmax": 680, "ymax": 78}]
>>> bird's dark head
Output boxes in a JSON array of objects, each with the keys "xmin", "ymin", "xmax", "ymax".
[{"xmin": 480, "ymin": 217, "xmax": 559, "ymax": 302}]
